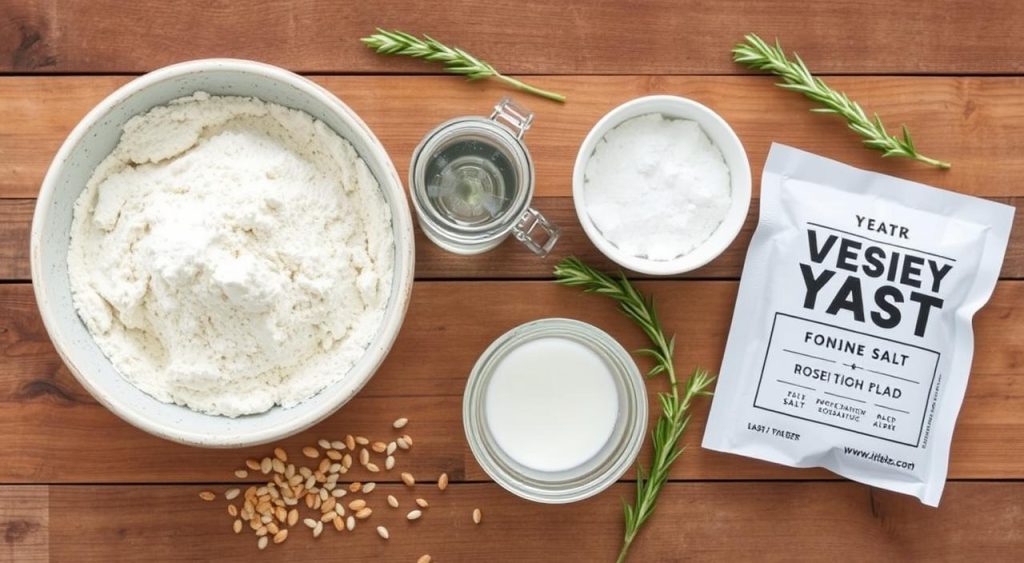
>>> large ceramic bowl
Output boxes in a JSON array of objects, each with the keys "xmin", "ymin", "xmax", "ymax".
[
  {"xmin": 30, "ymin": 59, "xmax": 415, "ymax": 448},
  {"xmin": 573, "ymin": 95, "xmax": 752, "ymax": 276}
]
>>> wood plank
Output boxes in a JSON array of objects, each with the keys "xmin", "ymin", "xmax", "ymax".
[
  {"xmin": 0, "ymin": 199, "xmax": 32, "ymax": 280},
  {"xmin": 5, "ymin": 197, "xmax": 1022, "ymax": 281},
  {"xmin": 1, "ymin": 281, "xmax": 1021, "ymax": 483},
  {"xmin": 0, "ymin": 486, "xmax": 48, "ymax": 562},
  {"xmin": 3, "ymin": 76, "xmax": 1023, "ymax": 200},
  {"xmin": 27, "ymin": 482, "xmax": 1024, "ymax": 560},
  {"xmin": 3, "ymin": 1, "xmax": 1024, "ymax": 74}
]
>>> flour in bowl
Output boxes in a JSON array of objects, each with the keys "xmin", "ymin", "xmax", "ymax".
[{"xmin": 67, "ymin": 92, "xmax": 394, "ymax": 417}]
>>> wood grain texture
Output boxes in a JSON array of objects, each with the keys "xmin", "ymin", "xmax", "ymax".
[
  {"xmin": 3, "ymin": 76, "xmax": 1023, "ymax": 200},
  {"xmin": 6, "ymin": 482, "xmax": 1014, "ymax": 561},
  {"xmin": 1, "ymin": 281, "xmax": 1021, "ymax": 483},
  {"xmin": 3, "ymin": 1, "xmax": 1024, "ymax": 74},
  {"xmin": 4, "ymin": 1, "xmax": 1023, "ymax": 558},
  {"xmin": 4, "ymin": 197, "xmax": 1022, "ymax": 282},
  {"xmin": 0, "ymin": 486, "xmax": 48, "ymax": 562}
]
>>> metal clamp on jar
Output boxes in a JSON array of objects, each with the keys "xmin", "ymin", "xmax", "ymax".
[{"xmin": 409, "ymin": 98, "xmax": 560, "ymax": 256}]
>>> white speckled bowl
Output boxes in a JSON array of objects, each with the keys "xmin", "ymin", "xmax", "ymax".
[
  {"xmin": 573, "ymin": 95, "xmax": 752, "ymax": 276},
  {"xmin": 30, "ymin": 59, "xmax": 415, "ymax": 448}
]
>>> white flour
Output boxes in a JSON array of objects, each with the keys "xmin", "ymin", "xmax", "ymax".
[
  {"xmin": 583, "ymin": 113, "xmax": 731, "ymax": 261},
  {"xmin": 67, "ymin": 92, "xmax": 394, "ymax": 417}
]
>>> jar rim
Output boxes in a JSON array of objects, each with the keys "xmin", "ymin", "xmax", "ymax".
[{"xmin": 463, "ymin": 318, "xmax": 648, "ymax": 503}]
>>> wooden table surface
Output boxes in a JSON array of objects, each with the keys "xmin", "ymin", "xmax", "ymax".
[{"xmin": 3, "ymin": 1, "xmax": 1024, "ymax": 561}]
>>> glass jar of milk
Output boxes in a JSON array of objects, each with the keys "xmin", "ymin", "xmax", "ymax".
[{"xmin": 463, "ymin": 318, "xmax": 647, "ymax": 503}]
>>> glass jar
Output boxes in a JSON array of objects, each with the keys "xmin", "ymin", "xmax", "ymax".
[
  {"xmin": 409, "ymin": 98, "xmax": 559, "ymax": 256},
  {"xmin": 463, "ymin": 318, "xmax": 647, "ymax": 503}
]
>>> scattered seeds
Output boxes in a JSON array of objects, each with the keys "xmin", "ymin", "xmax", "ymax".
[
  {"xmin": 207, "ymin": 428, "xmax": 458, "ymax": 549},
  {"xmin": 473, "ymin": 508, "xmax": 482, "ymax": 524},
  {"xmin": 418, "ymin": 556, "xmax": 432, "ymax": 563}
]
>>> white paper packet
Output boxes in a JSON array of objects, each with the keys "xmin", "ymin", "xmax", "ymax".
[{"xmin": 702, "ymin": 144, "xmax": 1015, "ymax": 506}]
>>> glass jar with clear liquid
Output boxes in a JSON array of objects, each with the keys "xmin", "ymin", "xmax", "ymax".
[{"xmin": 409, "ymin": 98, "xmax": 559, "ymax": 256}]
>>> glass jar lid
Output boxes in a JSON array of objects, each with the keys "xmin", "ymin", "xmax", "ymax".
[{"xmin": 463, "ymin": 318, "xmax": 648, "ymax": 504}]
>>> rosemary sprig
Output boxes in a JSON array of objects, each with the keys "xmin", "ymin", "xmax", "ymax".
[
  {"xmin": 360, "ymin": 29, "xmax": 566, "ymax": 103},
  {"xmin": 553, "ymin": 257, "xmax": 715, "ymax": 563},
  {"xmin": 733, "ymin": 33, "xmax": 950, "ymax": 169}
]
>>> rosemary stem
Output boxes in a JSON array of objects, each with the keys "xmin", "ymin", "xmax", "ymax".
[
  {"xmin": 616, "ymin": 535, "xmax": 636, "ymax": 563},
  {"xmin": 494, "ymin": 73, "xmax": 567, "ymax": 103},
  {"xmin": 915, "ymin": 153, "xmax": 952, "ymax": 169}
]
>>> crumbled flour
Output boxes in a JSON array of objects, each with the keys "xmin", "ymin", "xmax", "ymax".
[
  {"xmin": 67, "ymin": 92, "xmax": 394, "ymax": 417},
  {"xmin": 583, "ymin": 113, "xmax": 731, "ymax": 261}
]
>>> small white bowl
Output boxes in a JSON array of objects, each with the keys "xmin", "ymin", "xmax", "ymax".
[
  {"xmin": 572, "ymin": 95, "xmax": 751, "ymax": 275},
  {"xmin": 30, "ymin": 59, "xmax": 415, "ymax": 448}
]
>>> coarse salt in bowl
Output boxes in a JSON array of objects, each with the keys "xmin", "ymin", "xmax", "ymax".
[
  {"xmin": 30, "ymin": 59, "xmax": 415, "ymax": 448},
  {"xmin": 572, "ymin": 95, "xmax": 752, "ymax": 275}
]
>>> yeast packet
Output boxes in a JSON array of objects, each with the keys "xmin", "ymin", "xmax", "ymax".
[{"xmin": 702, "ymin": 144, "xmax": 1014, "ymax": 506}]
